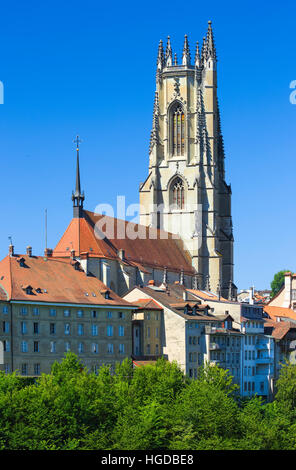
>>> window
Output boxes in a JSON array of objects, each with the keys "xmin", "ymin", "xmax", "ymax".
[
  {"xmin": 21, "ymin": 364, "xmax": 28, "ymax": 376},
  {"xmin": 107, "ymin": 343, "xmax": 114, "ymax": 354},
  {"xmin": 2, "ymin": 306, "xmax": 8, "ymax": 314},
  {"xmin": 63, "ymin": 309, "xmax": 70, "ymax": 317},
  {"xmin": 119, "ymin": 344, "xmax": 125, "ymax": 354},
  {"xmin": 91, "ymin": 324, "xmax": 98, "ymax": 336},
  {"xmin": 146, "ymin": 312, "xmax": 151, "ymax": 320},
  {"xmin": 4, "ymin": 364, "xmax": 10, "ymax": 374},
  {"xmin": 118, "ymin": 312, "xmax": 125, "ymax": 319},
  {"xmin": 107, "ymin": 325, "xmax": 113, "ymax": 337},
  {"xmin": 171, "ymin": 103, "xmax": 185, "ymax": 156},
  {"xmin": 147, "ymin": 327, "xmax": 150, "ymax": 338},
  {"xmin": 171, "ymin": 177, "xmax": 185, "ymax": 210},
  {"xmin": 91, "ymin": 310, "xmax": 97, "ymax": 319},
  {"xmin": 20, "ymin": 307, "xmax": 28, "ymax": 315},
  {"xmin": 33, "ymin": 322, "xmax": 39, "ymax": 334},
  {"xmin": 2, "ymin": 321, "xmax": 9, "ymax": 333},
  {"xmin": 49, "ymin": 308, "xmax": 56, "ymax": 317},
  {"xmin": 155, "ymin": 327, "xmax": 159, "ymax": 338},
  {"xmin": 155, "ymin": 344, "xmax": 159, "ymax": 354},
  {"xmin": 64, "ymin": 323, "xmax": 70, "ymax": 335},
  {"xmin": 77, "ymin": 324, "xmax": 84, "ymax": 336},
  {"xmin": 34, "ymin": 364, "xmax": 40, "ymax": 376},
  {"xmin": 21, "ymin": 321, "xmax": 27, "ymax": 334},
  {"xmin": 33, "ymin": 341, "xmax": 39, "ymax": 352},
  {"xmin": 21, "ymin": 341, "xmax": 28, "ymax": 353},
  {"xmin": 92, "ymin": 343, "xmax": 98, "ymax": 354},
  {"xmin": 107, "ymin": 311, "xmax": 112, "ymax": 319},
  {"xmin": 50, "ymin": 341, "xmax": 56, "ymax": 353},
  {"xmin": 119, "ymin": 325, "xmax": 124, "ymax": 337},
  {"xmin": 3, "ymin": 340, "xmax": 10, "ymax": 352},
  {"xmin": 146, "ymin": 344, "xmax": 150, "ymax": 354},
  {"xmin": 65, "ymin": 342, "xmax": 71, "ymax": 352},
  {"xmin": 78, "ymin": 342, "xmax": 84, "ymax": 353},
  {"xmin": 33, "ymin": 307, "xmax": 40, "ymax": 316},
  {"xmin": 77, "ymin": 310, "xmax": 83, "ymax": 318},
  {"xmin": 50, "ymin": 323, "xmax": 56, "ymax": 335}
]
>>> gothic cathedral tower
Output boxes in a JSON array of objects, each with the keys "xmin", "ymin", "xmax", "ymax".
[{"xmin": 139, "ymin": 22, "xmax": 234, "ymax": 298}]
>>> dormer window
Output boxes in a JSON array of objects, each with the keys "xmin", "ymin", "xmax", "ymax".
[
  {"xmin": 23, "ymin": 285, "xmax": 33, "ymax": 295},
  {"xmin": 18, "ymin": 257, "xmax": 26, "ymax": 267},
  {"xmin": 101, "ymin": 289, "xmax": 110, "ymax": 299}
]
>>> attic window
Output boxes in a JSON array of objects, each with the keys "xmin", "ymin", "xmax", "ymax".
[
  {"xmin": 100, "ymin": 289, "xmax": 110, "ymax": 299},
  {"xmin": 23, "ymin": 285, "xmax": 33, "ymax": 295},
  {"xmin": 36, "ymin": 288, "xmax": 42, "ymax": 294},
  {"xmin": 18, "ymin": 257, "xmax": 26, "ymax": 267},
  {"xmin": 84, "ymin": 292, "xmax": 89, "ymax": 297}
]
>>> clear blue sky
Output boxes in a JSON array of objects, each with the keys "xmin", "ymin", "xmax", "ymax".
[{"xmin": 0, "ymin": 0, "xmax": 295, "ymax": 291}]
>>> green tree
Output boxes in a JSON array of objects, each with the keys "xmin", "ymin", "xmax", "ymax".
[{"xmin": 270, "ymin": 270, "xmax": 292, "ymax": 298}]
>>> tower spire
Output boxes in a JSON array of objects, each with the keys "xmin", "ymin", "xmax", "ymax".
[
  {"xmin": 165, "ymin": 36, "xmax": 173, "ymax": 66},
  {"xmin": 149, "ymin": 91, "xmax": 160, "ymax": 155},
  {"xmin": 182, "ymin": 34, "xmax": 191, "ymax": 66},
  {"xmin": 206, "ymin": 20, "xmax": 216, "ymax": 59},
  {"xmin": 194, "ymin": 40, "xmax": 200, "ymax": 67},
  {"xmin": 72, "ymin": 135, "xmax": 85, "ymax": 218},
  {"xmin": 156, "ymin": 39, "xmax": 164, "ymax": 78}
]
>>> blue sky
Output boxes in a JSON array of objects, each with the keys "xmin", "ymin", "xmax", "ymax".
[{"xmin": 0, "ymin": 0, "xmax": 295, "ymax": 291}]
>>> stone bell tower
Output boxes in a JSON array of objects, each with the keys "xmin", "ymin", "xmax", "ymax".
[{"xmin": 139, "ymin": 22, "xmax": 234, "ymax": 297}]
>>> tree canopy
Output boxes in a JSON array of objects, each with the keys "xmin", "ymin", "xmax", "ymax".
[
  {"xmin": 270, "ymin": 270, "xmax": 293, "ymax": 298},
  {"xmin": 1, "ymin": 353, "xmax": 296, "ymax": 450}
]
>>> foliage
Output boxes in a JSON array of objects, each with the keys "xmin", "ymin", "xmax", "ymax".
[
  {"xmin": 270, "ymin": 269, "xmax": 292, "ymax": 298},
  {"xmin": 1, "ymin": 353, "xmax": 296, "ymax": 449}
]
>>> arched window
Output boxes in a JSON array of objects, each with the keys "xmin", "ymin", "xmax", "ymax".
[
  {"xmin": 171, "ymin": 104, "xmax": 185, "ymax": 156},
  {"xmin": 171, "ymin": 177, "xmax": 185, "ymax": 209}
]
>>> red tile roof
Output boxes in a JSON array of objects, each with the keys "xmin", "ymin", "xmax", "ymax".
[
  {"xmin": 53, "ymin": 211, "xmax": 195, "ymax": 275},
  {"xmin": 264, "ymin": 305, "xmax": 296, "ymax": 322},
  {"xmin": 264, "ymin": 319, "xmax": 296, "ymax": 340},
  {"xmin": 0, "ymin": 254, "xmax": 135, "ymax": 307},
  {"xmin": 134, "ymin": 299, "xmax": 163, "ymax": 310},
  {"xmin": 187, "ymin": 289, "xmax": 229, "ymax": 302}
]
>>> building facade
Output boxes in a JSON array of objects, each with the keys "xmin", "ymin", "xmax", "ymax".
[
  {"xmin": 0, "ymin": 248, "xmax": 135, "ymax": 375},
  {"xmin": 124, "ymin": 282, "xmax": 242, "ymax": 390}
]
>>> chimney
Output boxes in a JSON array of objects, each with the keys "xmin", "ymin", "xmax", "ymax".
[
  {"xmin": 284, "ymin": 272, "xmax": 292, "ymax": 308},
  {"xmin": 9, "ymin": 244, "xmax": 14, "ymax": 256},
  {"xmin": 70, "ymin": 249, "xmax": 76, "ymax": 261},
  {"xmin": 80, "ymin": 252, "xmax": 89, "ymax": 275},
  {"xmin": 44, "ymin": 248, "xmax": 52, "ymax": 258},
  {"xmin": 118, "ymin": 249, "xmax": 125, "ymax": 260},
  {"xmin": 183, "ymin": 290, "xmax": 188, "ymax": 301},
  {"xmin": 26, "ymin": 246, "xmax": 32, "ymax": 257},
  {"xmin": 249, "ymin": 287, "xmax": 254, "ymax": 305},
  {"xmin": 148, "ymin": 279, "xmax": 155, "ymax": 286}
]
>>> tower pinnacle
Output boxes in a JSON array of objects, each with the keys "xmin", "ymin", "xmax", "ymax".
[
  {"xmin": 165, "ymin": 36, "xmax": 173, "ymax": 66},
  {"xmin": 182, "ymin": 34, "xmax": 191, "ymax": 66},
  {"xmin": 206, "ymin": 20, "xmax": 216, "ymax": 59}
]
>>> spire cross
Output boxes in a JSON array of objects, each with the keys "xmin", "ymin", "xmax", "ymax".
[{"xmin": 73, "ymin": 135, "xmax": 82, "ymax": 151}]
